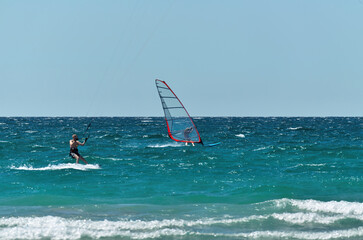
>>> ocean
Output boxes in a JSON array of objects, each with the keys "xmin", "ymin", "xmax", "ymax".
[{"xmin": 0, "ymin": 117, "xmax": 362, "ymax": 240}]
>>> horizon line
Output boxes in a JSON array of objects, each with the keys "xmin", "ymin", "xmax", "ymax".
[{"xmin": 0, "ymin": 116, "xmax": 362, "ymax": 118}]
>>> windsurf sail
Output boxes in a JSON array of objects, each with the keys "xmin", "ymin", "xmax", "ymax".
[{"xmin": 155, "ymin": 79, "xmax": 203, "ymax": 145}]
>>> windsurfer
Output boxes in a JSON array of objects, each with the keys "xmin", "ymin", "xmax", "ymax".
[
  {"xmin": 69, "ymin": 134, "xmax": 88, "ymax": 164},
  {"xmin": 184, "ymin": 127, "xmax": 195, "ymax": 146}
]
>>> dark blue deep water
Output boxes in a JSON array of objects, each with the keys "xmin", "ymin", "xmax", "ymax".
[{"xmin": 0, "ymin": 117, "xmax": 362, "ymax": 239}]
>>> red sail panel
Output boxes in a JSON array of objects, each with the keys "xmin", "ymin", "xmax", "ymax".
[{"xmin": 155, "ymin": 79, "xmax": 202, "ymax": 144}]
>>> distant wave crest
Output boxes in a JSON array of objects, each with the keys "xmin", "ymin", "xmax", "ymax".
[
  {"xmin": 235, "ymin": 134, "xmax": 245, "ymax": 138},
  {"xmin": 288, "ymin": 127, "xmax": 303, "ymax": 130}
]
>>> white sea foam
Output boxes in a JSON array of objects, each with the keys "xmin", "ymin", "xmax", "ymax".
[
  {"xmin": 0, "ymin": 216, "xmax": 362, "ymax": 240},
  {"xmin": 194, "ymin": 227, "xmax": 363, "ymax": 239},
  {"xmin": 141, "ymin": 120, "xmax": 153, "ymax": 123},
  {"xmin": 305, "ymin": 163, "xmax": 326, "ymax": 167},
  {"xmin": 290, "ymin": 199, "xmax": 363, "ymax": 215},
  {"xmin": 271, "ymin": 212, "xmax": 350, "ymax": 224},
  {"xmin": 104, "ymin": 157, "xmax": 123, "ymax": 161},
  {"xmin": 25, "ymin": 130, "xmax": 38, "ymax": 134},
  {"xmin": 147, "ymin": 143, "xmax": 183, "ymax": 148},
  {"xmin": 235, "ymin": 134, "xmax": 245, "ymax": 138},
  {"xmin": 10, "ymin": 163, "xmax": 100, "ymax": 171},
  {"xmin": 0, "ymin": 216, "xmax": 187, "ymax": 240},
  {"xmin": 0, "ymin": 215, "xmax": 274, "ymax": 240},
  {"xmin": 31, "ymin": 144, "xmax": 47, "ymax": 148},
  {"xmin": 272, "ymin": 198, "xmax": 363, "ymax": 215},
  {"xmin": 288, "ymin": 127, "xmax": 303, "ymax": 130},
  {"xmin": 289, "ymin": 163, "xmax": 327, "ymax": 169},
  {"xmin": 253, "ymin": 146, "xmax": 271, "ymax": 151},
  {"xmin": 97, "ymin": 134, "xmax": 110, "ymax": 139}
]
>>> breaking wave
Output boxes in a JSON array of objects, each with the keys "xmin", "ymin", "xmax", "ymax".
[{"xmin": 1, "ymin": 199, "xmax": 362, "ymax": 239}]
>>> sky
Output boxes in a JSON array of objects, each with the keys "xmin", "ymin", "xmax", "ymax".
[{"xmin": 0, "ymin": 0, "xmax": 362, "ymax": 117}]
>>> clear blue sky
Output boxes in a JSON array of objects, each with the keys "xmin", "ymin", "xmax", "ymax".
[{"xmin": 0, "ymin": 0, "xmax": 362, "ymax": 117}]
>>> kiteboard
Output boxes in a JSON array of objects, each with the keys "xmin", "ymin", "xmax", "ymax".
[{"xmin": 155, "ymin": 79, "xmax": 220, "ymax": 147}]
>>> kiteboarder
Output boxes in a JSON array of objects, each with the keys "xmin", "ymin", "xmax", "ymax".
[
  {"xmin": 184, "ymin": 127, "xmax": 195, "ymax": 146},
  {"xmin": 69, "ymin": 134, "xmax": 88, "ymax": 164}
]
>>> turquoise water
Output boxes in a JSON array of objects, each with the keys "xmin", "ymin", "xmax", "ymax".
[{"xmin": 0, "ymin": 117, "xmax": 362, "ymax": 239}]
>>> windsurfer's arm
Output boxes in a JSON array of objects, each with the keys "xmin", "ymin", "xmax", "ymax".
[{"xmin": 77, "ymin": 140, "xmax": 86, "ymax": 146}]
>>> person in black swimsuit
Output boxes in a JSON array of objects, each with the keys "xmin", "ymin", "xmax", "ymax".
[{"xmin": 69, "ymin": 134, "xmax": 88, "ymax": 164}]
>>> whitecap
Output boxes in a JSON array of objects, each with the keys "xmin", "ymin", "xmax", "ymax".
[
  {"xmin": 235, "ymin": 134, "xmax": 245, "ymax": 138},
  {"xmin": 193, "ymin": 227, "xmax": 363, "ymax": 239},
  {"xmin": 0, "ymin": 215, "xmax": 266, "ymax": 233},
  {"xmin": 305, "ymin": 163, "xmax": 326, "ymax": 167},
  {"xmin": 98, "ymin": 134, "xmax": 109, "ymax": 139},
  {"xmin": 25, "ymin": 130, "xmax": 38, "ymax": 134},
  {"xmin": 147, "ymin": 143, "xmax": 183, "ymax": 148},
  {"xmin": 0, "ymin": 216, "xmax": 187, "ymax": 240},
  {"xmin": 0, "ymin": 216, "xmax": 362, "ymax": 240},
  {"xmin": 287, "ymin": 163, "xmax": 326, "ymax": 169},
  {"xmin": 288, "ymin": 127, "xmax": 303, "ymax": 130},
  {"xmin": 290, "ymin": 199, "xmax": 363, "ymax": 215},
  {"xmin": 253, "ymin": 146, "xmax": 271, "ymax": 151},
  {"xmin": 105, "ymin": 157, "xmax": 123, "ymax": 161},
  {"xmin": 271, "ymin": 212, "xmax": 350, "ymax": 224},
  {"xmin": 272, "ymin": 198, "xmax": 363, "ymax": 215},
  {"xmin": 32, "ymin": 144, "xmax": 45, "ymax": 148},
  {"xmin": 10, "ymin": 163, "xmax": 101, "ymax": 171}
]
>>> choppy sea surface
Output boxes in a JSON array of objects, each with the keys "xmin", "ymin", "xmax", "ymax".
[{"xmin": 0, "ymin": 117, "xmax": 362, "ymax": 240}]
